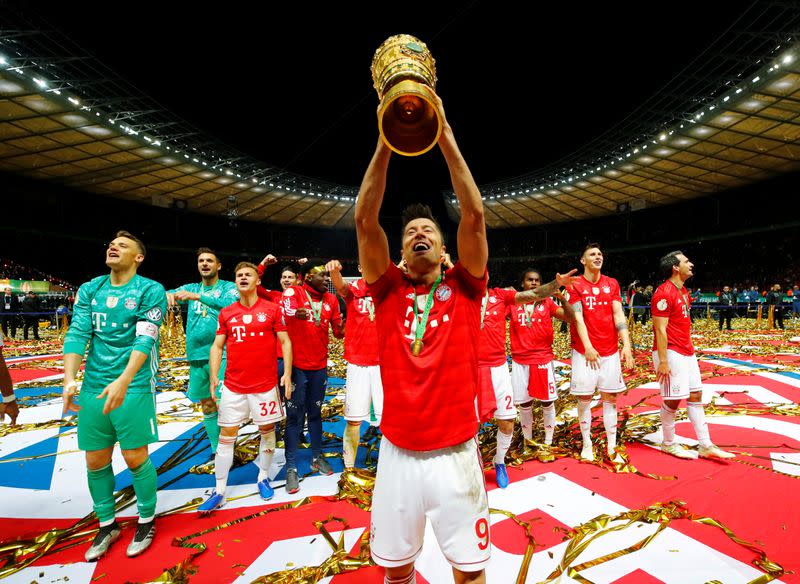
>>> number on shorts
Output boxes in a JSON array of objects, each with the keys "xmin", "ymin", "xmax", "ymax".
[
  {"xmin": 259, "ymin": 401, "xmax": 278, "ymax": 416},
  {"xmin": 505, "ymin": 395, "xmax": 513, "ymax": 410},
  {"xmin": 475, "ymin": 517, "xmax": 489, "ymax": 550}
]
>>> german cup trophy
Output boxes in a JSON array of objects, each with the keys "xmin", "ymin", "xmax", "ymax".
[{"xmin": 371, "ymin": 34, "xmax": 441, "ymax": 156}]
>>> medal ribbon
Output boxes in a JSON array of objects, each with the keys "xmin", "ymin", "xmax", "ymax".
[
  {"xmin": 366, "ymin": 296, "xmax": 374, "ymax": 321},
  {"xmin": 524, "ymin": 302, "xmax": 534, "ymax": 326},
  {"xmin": 412, "ymin": 272, "xmax": 443, "ymax": 344},
  {"xmin": 305, "ymin": 290, "xmax": 323, "ymax": 325},
  {"xmin": 480, "ymin": 290, "xmax": 489, "ymax": 328}
]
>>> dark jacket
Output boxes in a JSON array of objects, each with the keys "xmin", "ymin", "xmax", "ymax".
[
  {"xmin": 21, "ymin": 294, "xmax": 40, "ymax": 313},
  {"xmin": 765, "ymin": 290, "xmax": 783, "ymax": 307},
  {"xmin": 0, "ymin": 293, "xmax": 20, "ymax": 314},
  {"xmin": 719, "ymin": 291, "xmax": 736, "ymax": 307}
]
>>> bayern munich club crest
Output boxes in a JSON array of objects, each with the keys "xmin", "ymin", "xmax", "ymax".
[
  {"xmin": 435, "ymin": 284, "xmax": 452, "ymax": 302},
  {"xmin": 602, "ymin": 286, "xmax": 611, "ymax": 293},
  {"xmin": 124, "ymin": 298, "xmax": 137, "ymax": 310},
  {"xmin": 257, "ymin": 312, "xmax": 267, "ymax": 322}
]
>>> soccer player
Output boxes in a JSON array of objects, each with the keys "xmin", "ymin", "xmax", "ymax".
[
  {"xmin": 509, "ymin": 269, "xmax": 576, "ymax": 453},
  {"xmin": 478, "ymin": 270, "xmax": 575, "ymax": 486},
  {"xmin": 197, "ymin": 262, "xmax": 292, "ymax": 512},
  {"xmin": 326, "ymin": 260, "xmax": 382, "ymax": 469},
  {"xmin": 566, "ymin": 243, "xmax": 634, "ymax": 462},
  {"xmin": 0, "ymin": 335, "xmax": 18, "ymax": 425},
  {"xmin": 61, "ymin": 231, "xmax": 167, "ymax": 560},
  {"xmin": 356, "ymin": 92, "xmax": 490, "ymax": 584},
  {"xmin": 167, "ymin": 248, "xmax": 238, "ymax": 452},
  {"xmin": 281, "ymin": 263, "xmax": 344, "ymax": 493},
  {"xmin": 652, "ymin": 251, "xmax": 735, "ymax": 460}
]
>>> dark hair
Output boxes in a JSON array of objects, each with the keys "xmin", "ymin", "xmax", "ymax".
[
  {"xmin": 400, "ymin": 203, "xmax": 443, "ymax": 240},
  {"xmin": 280, "ymin": 265, "xmax": 298, "ymax": 277},
  {"xmin": 233, "ymin": 261, "xmax": 259, "ymax": 275},
  {"xmin": 582, "ymin": 242, "xmax": 601, "ymax": 257},
  {"xmin": 115, "ymin": 230, "xmax": 146, "ymax": 257},
  {"xmin": 196, "ymin": 247, "xmax": 219, "ymax": 260},
  {"xmin": 659, "ymin": 250, "xmax": 683, "ymax": 279},
  {"xmin": 519, "ymin": 268, "xmax": 542, "ymax": 286}
]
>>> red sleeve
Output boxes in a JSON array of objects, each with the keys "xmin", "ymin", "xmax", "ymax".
[
  {"xmin": 329, "ymin": 293, "xmax": 343, "ymax": 324},
  {"xmin": 282, "ymin": 287, "xmax": 301, "ymax": 316},
  {"xmin": 611, "ymin": 279, "xmax": 621, "ymax": 302},
  {"xmin": 651, "ymin": 290, "xmax": 671, "ymax": 317},
  {"xmin": 449, "ymin": 262, "xmax": 488, "ymax": 299},
  {"xmin": 272, "ymin": 305, "xmax": 286, "ymax": 333},
  {"xmin": 565, "ymin": 285, "xmax": 580, "ymax": 305},
  {"xmin": 502, "ymin": 288, "xmax": 517, "ymax": 307},
  {"xmin": 216, "ymin": 309, "xmax": 228, "ymax": 335},
  {"xmin": 548, "ymin": 297, "xmax": 560, "ymax": 317},
  {"xmin": 256, "ymin": 285, "xmax": 270, "ymax": 300},
  {"xmin": 257, "ymin": 263, "xmax": 266, "ymax": 278},
  {"xmin": 368, "ymin": 263, "xmax": 404, "ymax": 303}
]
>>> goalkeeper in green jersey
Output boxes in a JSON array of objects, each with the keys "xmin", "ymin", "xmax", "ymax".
[
  {"xmin": 166, "ymin": 247, "xmax": 238, "ymax": 451},
  {"xmin": 62, "ymin": 231, "xmax": 167, "ymax": 561}
]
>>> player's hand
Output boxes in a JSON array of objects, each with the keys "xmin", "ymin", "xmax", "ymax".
[
  {"xmin": 174, "ymin": 290, "xmax": 199, "ymax": 302},
  {"xmin": 556, "ymin": 269, "xmax": 579, "ymax": 289},
  {"xmin": 297, "ymin": 257, "xmax": 308, "ymax": 266},
  {"xmin": 584, "ymin": 346, "xmax": 600, "ymax": 370},
  {"xmin": 209, "ymin": 378, "xmax": 219, "ymax": 406},
  {"xmin": 656, "ymin": 360, "xmax": 671, "ymax": 383},
  {"xmin": 442, "ymin": 253, "xmax": 454, "ymax": 270},
  {"xmin": 295, "ymin": 307, "xmax": 309, "ymax": 320},
  {"xmin": 166, "ymin": 292, "xmax": 176, "ymax": 307},
  {"xmin": 261, "ymin": 254, "xmax": 278, "ymax": 266},
  {"xmin": 325, "ymin": 260, "xmax": 342, "ymax": 274},
  {"xmin": 1, "ymin": 399, "xmax": 19, "ymax": 425},
  {"xmin": 621, "ymin": 346, "xmax": 635, "ymax": 369},
  {"xmin": 281, "ymin": 374, "xmax": 293, "ymax": 400},
  {"xmin": 397, "ymin": 258, "xmax": 408, "ymax": 273},
  {"xmin": 62, "ymin": 380, "xmax": 80, "ymax": 414},
  {"xmin": 98, "ymin": 378, "xmax": 129, "ymax": 415}
]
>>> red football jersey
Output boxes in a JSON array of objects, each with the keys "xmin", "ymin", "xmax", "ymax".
[
  {"xmin": 651, "ymin": 280, "xmax": 694, "ymax": 355},
  {"xmin": 282, "ymin": 283, "xmax": 342, "ymax": 370},
  {"xmin": 217, "ymin": 298, "xmax": 285, "ymax": 393},
  {"xmin": 368, "ymin": 262, "xmax": 487, "ymax": 451},
  {"xmin": 477, "ymin": 287, "xmax": 516, "ymax": 367},
  {"xmin": 567, "ymin": 274, "xmax": 621, "ymax": 357},
  {"xmin": 342, "ymin": 279, "xmax": 379, "ymax": 367},
  {"xmin": 510, "ymin": 297, "xmax": 560, "ymax": 364}
]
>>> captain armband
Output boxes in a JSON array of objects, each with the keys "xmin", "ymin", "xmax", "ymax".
[{"xmin": 136, "ymin": 320, "xmax": 160, "ymax": 340}]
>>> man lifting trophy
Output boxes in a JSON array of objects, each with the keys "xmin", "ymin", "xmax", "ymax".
[{"xmin": 361, "ymin": 34, "xmax": 491, "ymax": 584}]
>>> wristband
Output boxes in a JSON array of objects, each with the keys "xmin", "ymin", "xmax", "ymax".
[{"xmin": 2, "ymin": 394, "xmax": 16, "ymax": 403}]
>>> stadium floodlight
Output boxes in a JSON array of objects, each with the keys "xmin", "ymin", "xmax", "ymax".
[
  {"xmin": 782, "ymin": 53, "xmax": 794, "ymax": 65},
  {"xmin": 33, "ymin": 77, "xmax": 47, "ymax": 88}
]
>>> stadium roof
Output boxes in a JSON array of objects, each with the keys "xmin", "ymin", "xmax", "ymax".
[{"xmin": 0, "ymin": 4, "xmax": 799, "ymax": 230}]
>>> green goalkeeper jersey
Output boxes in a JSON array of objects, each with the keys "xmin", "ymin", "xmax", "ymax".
[
  {"xmin": 168, "ymin": 280, "xmax": 239, "ymax": 361},
  {"xmin": 64, "ymin": 274, "xmax": 167, "ymax": 394}
]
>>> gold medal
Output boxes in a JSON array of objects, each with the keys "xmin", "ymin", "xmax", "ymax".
[
  {"xmin": 369, "ymin": 314, "xmax": 375, "ymax": 322},
  {"xmin": 410, "ymin": 339, "xmax": 424, "ymax": 356}
]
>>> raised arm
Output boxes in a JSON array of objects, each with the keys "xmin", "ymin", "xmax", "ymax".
[
  {"xmin": 355, "ymin": 139, "xmax": 392, "ymax": 284},
  {"xmin": 325, "ymin": 260, "xmax": 350, "ymax": 298},
  {"xmin": 514, "ymin": 270, "xmax": 579, "ymax": 304},
  {"xmin": 434, "ymin": 94, "xmax": 487, "ymax": 278}
]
